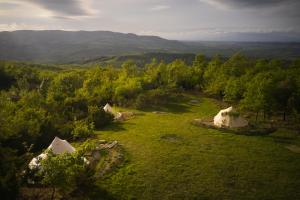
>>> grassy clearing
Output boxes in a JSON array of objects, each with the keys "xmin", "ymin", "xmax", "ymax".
[{"xmin": 95, "ymin": 94, "xmax": 300, "ymax": 200}]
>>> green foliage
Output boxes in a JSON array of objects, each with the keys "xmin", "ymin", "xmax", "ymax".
[
  {"xmin": 203, "ymin": 55, "xmax": 224, "ymax": 97},
  {"xmin": 0, "ymin": 66, "xmax": 15, "ymax": 89},
  {"xmin": 224, "ymin": 78, "xmax": 244, "ymax": 102},
  {"xmin": 135, "ymin": 88, "xmax": 169, "ymax": 109},
  {"xmin": 114, "ymin": 78, "xmax": 142, "ymax": 106},
  {"xmin": 1, "ymin": 54, "xmax": 300, "ymax": 199},
  {"xmin": 120, "ymin": 60, "xmax": 139, "ymax": 78},
  {"xmin": 166, "ymin": 59, "xmax": 192, "ymax": 89},
  {"xmin": 241, "ymin": 72, "xmax": 275, "ymax": 115},
  {"xmin": 88, "ymin": 105, "xmax": 114, "ymax": 129},
  {"xmin": 72, "ymin": 120, "xmax": 95, "ymax": 139},
  {"xmin": 39, "ymin": 151, "xmax": 94, "ymax": 199},
  {"xmin": 47, "ymin": 71, "xmax": 84, "ymax": 102},
  {"xmin": 0, "ymin": 147, "xmax": 20, "ymax": 200}
]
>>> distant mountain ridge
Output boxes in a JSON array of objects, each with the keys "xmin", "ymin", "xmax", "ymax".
[
  {"xmin": 202, "ymin": 31, "xmax": 300, "ymax": 42},
  {"xmin": 0, "ymin": 30, "xmax": 299, "ymax": 63},
  {"xmin": 0, "ymin": 30, "xmax": 188, "ymax": 63}
]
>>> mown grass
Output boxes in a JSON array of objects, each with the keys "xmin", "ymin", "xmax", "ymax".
[{"xmin": 95, "ymin": 94, "xmax": 300, "ymax": 200}]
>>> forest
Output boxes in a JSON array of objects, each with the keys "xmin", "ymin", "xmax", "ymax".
[{"xmin": 1, "ymin": 53, "xmax": 300, "ymax": 199}]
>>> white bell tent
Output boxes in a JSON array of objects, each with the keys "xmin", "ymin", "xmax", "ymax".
[
  {"xmin": 29, "ymin": 137, "xmax": 75, "ymax": 169},
  {"xmin": 213, "ymin": 106, "xmax": 248, "ymax": 128},
  {"xmin": 103, "ymin": 103, "xmax": 114, "ymax": 114}
]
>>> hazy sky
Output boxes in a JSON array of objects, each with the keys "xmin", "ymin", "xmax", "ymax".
[{"xmin": 0, "ymin": 0, "xmax": 299, "ymax": 40}]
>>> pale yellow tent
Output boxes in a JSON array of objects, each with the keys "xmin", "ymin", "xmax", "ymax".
[
  {"xmin": 29, "ymin": 137, "xmax": 75, "ymax": 169},
  {"xmin": 213, "ymin": 106, "xmax": 248, "ymax": 128}
]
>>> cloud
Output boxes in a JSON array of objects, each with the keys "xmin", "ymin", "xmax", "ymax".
[
  {"xmin": 150, "ymin": 5, "xmax": 170, "ymax": 11},
  {"xmin": 0, "ymin": 2, "xmax": 20, "ymax": 9},
  {"xmin": 26, "ymin": 0, "xmax": 92, "ymax": 17},
  {"xmin": 138, "ymin": 27, "xmax": 300, "ymax": 40},
  {"xmin": 198, "ymin": 0, "xmax": 298, "ymax": 9},
  {"xmin": 0, "ymin": 23, "xmax": 49, "ymax": 31},
  {"xmin": 0, "ymin": 0, "xmax": 299, "ymax": 41}
]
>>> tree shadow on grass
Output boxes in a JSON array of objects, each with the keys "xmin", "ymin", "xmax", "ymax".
[
  {"xmin": 139, "ymin": 102, "xmax": 191, "ymax": 114},
  {"xmin": 166, "ymin": 102, "xmax": 191, "ymax": 113},
  {"xmin": 100, "ymin": 122, "xmax": 127, "ymax": 132},
  {"xmin": 264, "ymin": 129, "xmax": 299, "ymax": 145},
  {"xmin": 84, "ymin": 184, "xmax": 118, "ymax": 200},
  {"xmin": 269, "ymin": 135, "xmax": 297, "ymax": 144}
]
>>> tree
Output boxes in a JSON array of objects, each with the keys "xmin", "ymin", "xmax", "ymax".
[
  {"xmin": 0, "ymin": 146, "xmax": 20, "ymax": 200},
  {"xmin": 114, "ymin": 78, "xmax": 142, "ymax": 105},
  {"xmin": 166, "ymin": 59, "xmax": 192, "ymax": 89},
  {"xmin": 120, "ymin": 60, "xmax": 139, "ymax": 78},
  {"xmin": 272, "ymin": 72, "xmax": 297, "ymax": 121},
  {"xmin": 72, "ymin": 120, "xmax": 95, "ymax": 139},
  {"xmin": 203, "ymin": 55, "xmax": 224, "ymax": 98},
  {"xmin": 241, "ymin": 72, "xmax": 275, "ymax": 121},
  {"xmin": 39, "ymin": 151, "xmax": 89, "ymax": 199},
  {"xmin": 191, "ymin": 54, "xmax": 206, "ymax": 90},
  {"xmin": 224, "ymin": 77, "xmax": 244, "ymax": 102},
  {"xmin": 222, "ymin": 53, "xmax": 251, "ymax": 77},
  {"xmin": 0, "ymin": 66, "xmax": 14, "ymax": 89},
  {"xmin": 47, "ymin": 71, "xmax": 84, "ymax": 103},
  {"xmin": 88, "ymin": 105, "xmax": 114, "ymax": 129}
]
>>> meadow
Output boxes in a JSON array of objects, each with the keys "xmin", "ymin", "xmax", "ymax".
[{"xmin": 95, "ymin": 94, "xmax": 300, "ymax": 200}]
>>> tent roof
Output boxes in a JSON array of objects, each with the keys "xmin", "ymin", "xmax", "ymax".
[
  {"xmin": 220, "ymin": 106, "xmax": 233, "ymax": 113},
  {"xmin": 47, "ymin": 136, "xmax": 75, "ymax": 154},
  {"xmin": 103, "ymin": 103, "xmax": 114, "ymax": 114},
  {"xmin": 28, "ymin": 137, "xmax": 75, "ymax": 169},
  {"xmin": 104, "ymin": 103, "xmax": 112, "ymax": 109}
]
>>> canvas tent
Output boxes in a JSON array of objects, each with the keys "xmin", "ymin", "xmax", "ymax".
[
  {"xmin": 29, "ymin": 137, "xmax": 75, "ymax": 169},
  {"xmin": 213, "ymin": 106, "xmax": 248, "ymax": 128},
  {"xmin": 103, "ymin": 103, "xmax": 114, "ymax": 114},
  {"xmin": 103, "ymin": 103, "xmax": 124, "ymax": 120}
]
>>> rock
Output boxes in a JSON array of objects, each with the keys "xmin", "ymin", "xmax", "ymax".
[
  {"xmin": 107, "ymin": 141, "xmax": 118, "ymax": 149},
  {"xmin": 189, "ymin": 99, "xmax": 199, "ymax": 104},
  {"xmin": 152, "ymin": 111, "xmax": 167, "ymax": 114},
  {"xmin": 98, "ymin": 140, "xmax": 106, "ymax": 144},
  {"xmin": 286, "ymin": 145, "xmax": 300, "ymax": 153}
]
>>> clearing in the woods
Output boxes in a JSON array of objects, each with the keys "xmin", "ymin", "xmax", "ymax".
[{"xmin": 95, "ymin": 94, "xmax": 300, "ymax": 200}]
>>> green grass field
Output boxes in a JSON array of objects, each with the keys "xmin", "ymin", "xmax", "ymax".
[{"xmin": 95, "ymin": 94, "xmax": 300, "ymax": 200}]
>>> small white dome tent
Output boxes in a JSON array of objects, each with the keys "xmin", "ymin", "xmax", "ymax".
[
  {"xmin": 29, "ymin": 137, "xmax": 75, "ymax": 169},
  {"xmin": 213, "ymin": 106, "xmax": 248, "ymax": 128}
]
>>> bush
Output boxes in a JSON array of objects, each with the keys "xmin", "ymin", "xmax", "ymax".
[
  {"xmin": 135, "ymin": 89, "xmax": 169, "ymax": 109},
  {"xmin": 87, "ymin": 106, "xmax": 114, "ymax": 129},
  {"xmin": 113, "ymin": 78, "xmax": 142, "ymax": 106},
  {"xmin": 38, "ymin": 151, "xmax": 94, "ymax": 199},
  {"xmin": 71, "ymin": 120, "xmax": 95, "ymax": 139}
]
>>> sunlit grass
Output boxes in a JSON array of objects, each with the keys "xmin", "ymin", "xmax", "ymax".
[{"xmin": 95, "ymin": 94, "xmax": 300, "ymax": 199}]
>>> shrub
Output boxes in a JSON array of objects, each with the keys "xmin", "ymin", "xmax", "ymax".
[
  {"xmin": 113, "ymin": 78, "xmax": 142, "ymax": 106},
  {"xmin": 71, "ymin": 120, "xmax": 95, "ymax": 139},
  {"xmin": 87, "ymin": 106, "xmax": 114, "ymax": 129},
  {"xmin": 135, "ymin": 89, "xmax": 169, "ymax": 109},
  {"xmin": 38, "ymin": 151, "xmax": 95, "ymax": 199}
]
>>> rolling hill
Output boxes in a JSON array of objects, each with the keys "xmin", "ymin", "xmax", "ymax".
[
  {"xmin": 0, "ymin": 30, "xmax": 300, "ymax": 64},
  {"xmin": 0, "ymin": 30, "xmax": 188, "ymax": 63}
]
